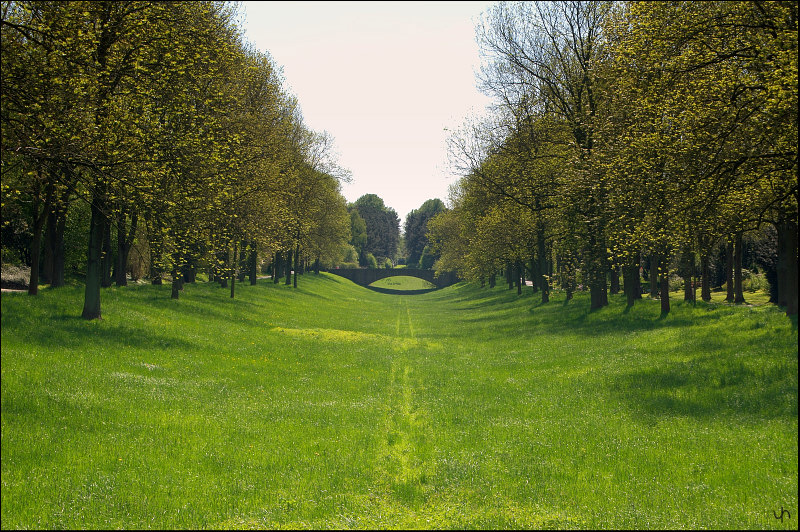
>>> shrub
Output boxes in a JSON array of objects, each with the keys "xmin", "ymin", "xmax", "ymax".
[{"xmin": 365, "ymin": 253, "xmax": 378, "ymax": 269}]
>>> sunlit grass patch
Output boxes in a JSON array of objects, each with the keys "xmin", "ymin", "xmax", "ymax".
[{"xmin": 370, "ymin": 275, "xmax": 437, "ymax": 291}]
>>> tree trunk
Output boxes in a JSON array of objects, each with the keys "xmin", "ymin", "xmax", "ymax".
[
  {"xmin": 230, "ymin": 241, "xmax": 237, "ymax": 298},
  {"xmin": 649, "ymin": 254, "xmax": 659, "ymax": 298},
  {"xmin": 610, "ymin": 265, "xmax": 620, "ymax": 295},
  {"xmin": 285, "ymin": 248, "xmax": 293, "ymax": 285},
  {"xmin": 293, "ymin": 244, "xmax": 299, "ymax": 288},
  {"xmin": 530, "ymin": 255, "xmax": 540, "ymax": 293},
  {"xmin": 101, "ymin": 214, "xmax": 113, "ymax": 288},
  {"xmin": 785, "ymin": 227, "xmax": 798, "ymax": 316},
  {"xmin": 623, "ymin": 263, "xmax": 637, "ymax": 307},
  {"xmin": 733, "ymin": 232, "xmax": 745, "ymax": 304},
  {"xmin": 660, "ymin": 268, "xmax": 670, "ymax": 315},
  {"xmin": 115, "ymin": 208, "xmax": 137, "ymax": 287},
  {"xmin": 28, "ymin": 178, "xmax": 55, "ymax": 296},
  {"xmin": 506, "ymin": 261, "xmax": 513, "ymax": 290},
  {"xmin": 171, "ymin": 265, "xmax": 182, "ymax": 300},
  {"xmin": 700, "ymin": 252, "xmax": 711, "ymax": 302},
  {"xmin": 725, "ymin": 239, "xmax": 734, "ymax": 302},
  {"xmin": 681, "ymin": 246, "xmax": 695, "ymax": 303},
  {"xmin": 537, "ymin": 229, "xmax": 549, "ymax": 303},
  {"xmin": 659, "ymin": 254, "xmax": 670, "ymax": 315},
  {"xmin": 776, "ymin": 220, "xmax": 798, "ymax": 315},
  {"xmin": 42, "ymin": 206, "xmax": 55, "ymax": 285},
  {"xmin": 82, "ymin": 196, "xmax": 105, "ymax": 319},
  {"xmin": 273, "ymin": 251, "xmax": 282, "ymax": 284},
  {"xmin": 489, "ymin": 272, "xmax": 496, "ymax": 288},
  {"xmin": 27, "ymin": 206, "xmax": 46, "ymax": 296},
  {"xmin": 149, "ymin": 218, "xmax": 164, "ymax": 286},
  {"xmin": 622, "ymin": 253, "xmax": 641, "ymax": 307},
  {"xmin": 249, "ymin": 245, "xmax": 258, "ymax": 285}
]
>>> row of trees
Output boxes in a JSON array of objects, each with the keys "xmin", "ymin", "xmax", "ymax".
[
  {"xmin": 341, "ymin": 194, "xmax": 445, "ymax": 270},
  {"xmin": 1, "ymin": 1, "xmax": 352, "ymax": 318},
  {"xmin": 430, "ymin": 0, "xmax": 797, "ymax": 315},
  {"xmin": 346, "ymin": 193, "xmax": 400, "ymax": 268}
]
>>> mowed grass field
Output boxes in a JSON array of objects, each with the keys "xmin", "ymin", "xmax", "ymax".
[
  {"xmin": 1, "ymin": 273, "xmax": 797, "ymax": 529},
  {"xmin": 370, "ymin": 276, "xmax": 437, "ymax": 291}
]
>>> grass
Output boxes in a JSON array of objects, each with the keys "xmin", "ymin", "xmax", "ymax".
[
  {"xmin": 1, "ymin": 274, "xmax": 797, "ymax": 529},
  {"xmin": 370, "ymin": 276, "xmax": 437, "ymax": 291}
]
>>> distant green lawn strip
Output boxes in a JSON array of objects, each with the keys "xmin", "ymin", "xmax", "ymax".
[
  {"xmin": 369, "ymin": 275, "xmax": 437, "ymax": 291},
  {"xmin": 1, "ymin": 274, "xmax": 797, "ymax": 529}
]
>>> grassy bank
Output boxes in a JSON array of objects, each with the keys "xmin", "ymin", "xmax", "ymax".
[{"xmin": 1, "ymin": 274, "xmax": 797, "ymax": 529}]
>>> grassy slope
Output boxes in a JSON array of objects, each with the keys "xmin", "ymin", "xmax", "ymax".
[
  {"xmin": 1, "ymin": 274, "xmax": 797, "ymax": 529},
  {"xmin": 370, "ymin": 276, "xmax": 437, "ymax": 290}
]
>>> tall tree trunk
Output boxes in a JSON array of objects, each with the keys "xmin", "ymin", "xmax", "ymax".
[
  {"xmin": 29, "ymin": 177, "xmax": 55, "ymax": 296},
  {"xmin": 588, "ymin": 232, "xmax": 609, "ymax": 309},
  {"xmin": 622, "ymin": 253, "xmax": 640, "ymax": 307},
  {"xmin": 649, "ymin": 254, "xmax": 659, "ymax": 298},
  {"xmin": 610, "ymin": 265, "xmax": 620, "ymax": 295},
  {"xmin": 285, "ymin": 248, "xmax": 293, "ymax": 285},
  {"xmin": 506, "ymin": 261, "xmax": 513, "ymax": 290},
  {"xmin": 623, "ymin": 264, "xmax": 636, "ymax": 307},
  {"xmin": 237, "ymin": 241, "xmax": 247, "ymax": 283},
  {"xmin": 537, "ymin": 228, "xmax": 549, "ymax": 303},
  {"xmin": 489, "ymin": 271, "xmax": 496, "ymax": 288},
  {"xmin": 149, "ymin": 215, "xmax": 164, "ymax": 286},
  {"xmin": 293, "ymin": 244, "xmax": 300, "ymax": 288},
  {"xmin": 100, "ymin": 214, "xmax": 113, "ymax": 288},
  {"xmin": 230, "ymin": 241, "xmax": 237, "ymax": 298},
  {"xmin": 171, "ymin": 257, "xmax": 184, "ymax": 300},
  {"xmin": 700, "ymin": 252, "xmax": 711, "ymax": 302},
  {"xmin": 115, "ymin": 208, "xmax": 137, "ymax": 287},
  {"xmin": 42, "ymin": 205, "xmax": 55, "ymax": 285},
  {"xmin": 82, "ymin": 194, "xmax": 106, "ymax": 319},
  {"xmin": 776, "ymin": 220, "xmax": 798, "ymax": 315},
  {"xmin": 681, "ymin": 246, "xmax": 695, "ymax": 303},
  {"xmin": 725, "ymin": 239, "xmax": 734, "ymax": 302},
  {"xmin": 273, "ymin": 251, "xmax": 282, "ymax": 284},
  {"xmin": 659, "ymin": 255, "xmax": 670, "ymax": 315},
  {"xmin": 51, "ymin": 210, "xmax": 67, "ymax": 288},
  {"xmin": 249, "ymin": 245, "xmax": 258, "ymax": 285},
  {"xmin": 733, "ymin": 232, "xmax": 745, "ymax": 303},
  {"xmin": 530, "ymin": 254, "xmax": 540, "ymax": 293}
]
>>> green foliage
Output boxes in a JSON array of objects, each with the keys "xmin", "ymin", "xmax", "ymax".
[
  {"xmin": 365, "ymin": 252, "xmax": 378, "ymax": 269},
  {"xmin": 437, "ymin": 0, "xmax": 797, "ymax": 314},
  {"xmin": 1, "ymin": 0, "xmax": 353, "ymax": 312},
  {"xmin": 352, "ymin": 194, "xmax": 400, "ymax": 261},
  {"xmin": 404, "ymin": 198, "xmax": 445, "ymax": 267}
]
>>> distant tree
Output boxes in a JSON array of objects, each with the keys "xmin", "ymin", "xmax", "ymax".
[
  {"xmin": 352, "ymin": 194, "xmax": 400, "ymax": 262},
  {"xmin": 404, "ymin": 198, "xmax": 445, "ymax": 268},
  {"xmin": 348, "ymin": 208, "xmax": 367, "ymax": 264}
]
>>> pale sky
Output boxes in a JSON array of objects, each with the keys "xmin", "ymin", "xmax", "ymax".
[{"xmin": 239, "ymin": 1, "xmax": 494, "ymax": 224}]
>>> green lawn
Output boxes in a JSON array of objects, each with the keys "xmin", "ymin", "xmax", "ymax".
[
  {"xmin": 1, "ymin": 274, "xmax": 797, "ymax": 529},
  {"xmin": 370, "ymin": 275, "xmax": 437, "ymax": 291}
]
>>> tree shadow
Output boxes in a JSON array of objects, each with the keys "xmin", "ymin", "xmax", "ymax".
[{"xmin": 613, "ymin": 353, "xmax": 798, "ymax": 422}]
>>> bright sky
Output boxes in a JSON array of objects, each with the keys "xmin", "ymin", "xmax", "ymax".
[{"xmin": 239, "ymin": 1, "xmax": 494, "ymax": 224}]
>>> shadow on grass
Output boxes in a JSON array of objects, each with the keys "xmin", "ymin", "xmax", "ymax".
[
  {"xmin": 28, "ymin": 314, "xmax": 202, "ymax": 353},
  {"xmin": 443, "ymin": 283, "xmax": 795, "ymax": 340},
  {"xmin": 613, "ymin": 353, "xmax": 798, "ymax": 422}
]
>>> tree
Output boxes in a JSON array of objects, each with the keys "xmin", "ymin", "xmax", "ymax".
[
  {"xmin": 404, "ymin": 198, "xmax": 445, "ymax": 268},
  {"xmin": 352, "ymin": 194, "xmax": 400, "ymax": 263}
]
